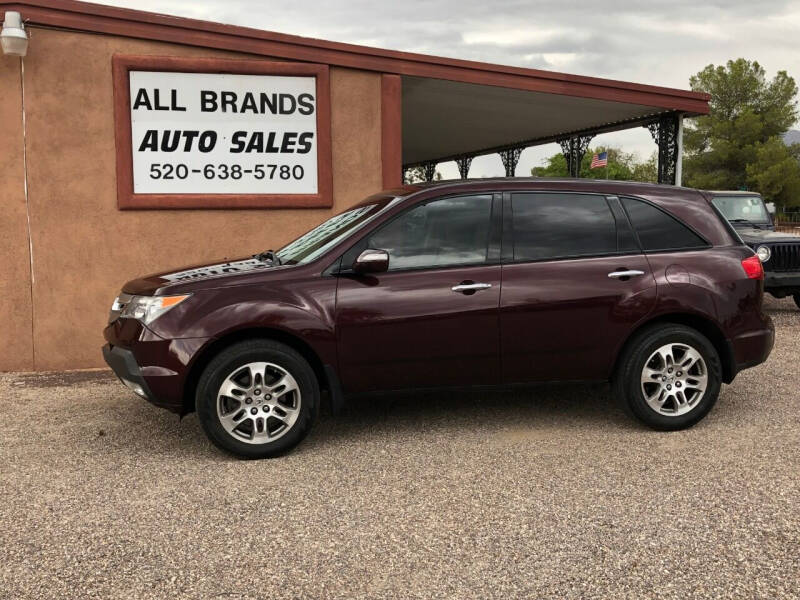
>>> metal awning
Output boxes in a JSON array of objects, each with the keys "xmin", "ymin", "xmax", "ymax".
[{"xmin": 402, "ymin": 76, "xmax": 699, "ymax": 167}]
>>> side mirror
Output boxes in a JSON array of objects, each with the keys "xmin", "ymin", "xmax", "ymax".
[{"xmin": 352, "ymin": 249, "xmax": 389, "ymax": 274}]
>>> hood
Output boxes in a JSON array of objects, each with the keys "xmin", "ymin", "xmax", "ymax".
[
  {"xmin": 735, "ymin": 227, "xmax": 800, "ymax": 244},
  {"xmin": 122, "ymin": 256, "xmax": 280, "ymax": 295}
]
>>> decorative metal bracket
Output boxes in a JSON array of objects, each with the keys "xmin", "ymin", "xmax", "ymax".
[
  {"xmin": 645, "ymin": 114, "xmax": 680, "ymax": 185},
  {"xmin": 423, "ymin": 161, "xmax": 438, "ymax": 182},
  {"xmin": 499, "ymin": 147, "xmax": 523, "ymax": 177},
  {"xmin": 558, "ymin": 135, "xmax": 594, "ymax": 178},
  {"xmin": 455, "ymin": 156, "xmax": 474, "ymax": 179}
]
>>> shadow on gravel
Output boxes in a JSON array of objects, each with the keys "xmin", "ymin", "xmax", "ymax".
[
  {"xmin": 106, "ymin": 382, "xmax": 640, "ymax": 459},
  {"xmin": 299, "ymin": 382, "xmax": 641, "ymax": 450}
]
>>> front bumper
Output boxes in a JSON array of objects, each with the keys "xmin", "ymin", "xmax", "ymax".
[
  {"xmin": 103, "ymin": 319, "xmax": 211, "ymax": 414},
  {"xmin": 764, "ymin": 271, "xmax": 800, "ymax": 296},
  {"xmin": 103, "ymin": 343, "xmax": 156, "ymax": 401}
]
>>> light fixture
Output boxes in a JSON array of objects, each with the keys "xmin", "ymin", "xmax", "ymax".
[{"xmin": 1, "ymin": 11, "xmax": 28, "ymax": 57}]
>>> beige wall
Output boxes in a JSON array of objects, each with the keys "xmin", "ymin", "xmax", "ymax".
[
  {"xmin": 0, "ymin": 57, "xmax": 34, "ymax": 370},
  {"xmin": 1, "ymin": 27, "xmax": 382, "ymax": 371}
]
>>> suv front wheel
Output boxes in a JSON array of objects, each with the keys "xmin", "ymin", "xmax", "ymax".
[
  {"xmin": 196, "ymin": 340, "xmax": 319, "ymax": 458},
  {"xmin": 614, "ymin": 324, "xmax": 722, "ymax": 431}
]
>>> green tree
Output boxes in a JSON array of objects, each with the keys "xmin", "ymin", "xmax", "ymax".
[
  {"xmin": 630, "ymin": 153, "xmax": 658, "ymax": 183},
  {"xmin": 531, "ymin": 146, "xmax": 649, "ymax": 180},
  {"xmin": 531, "ymin": 152, "xmax": 569, "ymax": 177},
  {"xmin": 746, "ymin": 138, "xmax": 800, "ymax": 207},
  {"xmin": 683, "ymin": 58, "xmax": 800, "ymax": 200}
]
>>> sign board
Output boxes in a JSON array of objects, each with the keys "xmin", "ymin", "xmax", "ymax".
[
  {"xmin": 129, "ymin": 71, "xmax": 318, "ymax": 195},
  {"xmin": 113, "ymin": 56, "xmax": 332, "ymax": 209}
]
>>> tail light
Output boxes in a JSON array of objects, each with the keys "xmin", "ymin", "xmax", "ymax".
[{"xmin": 741, "ymin": 255, "xmax": 764, "ymax": 280}]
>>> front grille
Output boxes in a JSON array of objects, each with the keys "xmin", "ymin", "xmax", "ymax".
[{"xmin": 770, "ymin": 244, "xmax": 800, "ymax": 272}]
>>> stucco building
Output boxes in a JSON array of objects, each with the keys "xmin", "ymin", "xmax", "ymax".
[{"xmin": 0, "ymin": 0, "xmax": 709, "ymax": 371}]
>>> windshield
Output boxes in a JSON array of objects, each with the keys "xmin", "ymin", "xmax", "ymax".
[
  {"xmin": 276, "ymin": 195, "xmax": 398, "ymax": 265},
  {"xmin": 711, "ymin": 195, "xmax": 770, "ymax": 224}
]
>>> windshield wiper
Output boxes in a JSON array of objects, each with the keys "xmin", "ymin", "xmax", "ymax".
[
  {"xmin": 729, "ymin": 218, "xmax": 766, "ymax": 229},
  {"xmin": 254, "ymin": 249, "xmax": 282, "ymax": 265}
]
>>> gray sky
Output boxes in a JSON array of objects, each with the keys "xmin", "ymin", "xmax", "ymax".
[{"xmin": 99, "ymin": 0, "xmax": 800, "ymax": 178}]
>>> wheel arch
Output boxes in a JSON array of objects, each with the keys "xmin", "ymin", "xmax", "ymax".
[
  {"xmin": 612, "ymin": 313, "xmax": 736, "ymax": 384},
  {"xmin": 181, "ymin": 327, "xmax": 331, "ymax": 415}
]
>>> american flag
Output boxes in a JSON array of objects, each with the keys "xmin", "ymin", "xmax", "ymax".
[{"xmin": 590, "ymin": 151, "xmax": 608, "ymax": 168}]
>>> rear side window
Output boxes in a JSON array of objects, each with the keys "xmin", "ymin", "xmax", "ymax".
[
  {"xmin": 621, "ymin": 197, "xmax": 707, "ymax": 251},
  {"xmin": 511, "ymin": 193, "xmax": 619, "ymax": 261}
]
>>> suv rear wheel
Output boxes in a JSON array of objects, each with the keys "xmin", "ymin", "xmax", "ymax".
[
  {"xmin": 614, "ymin": 324, "xmax": 721, "ymax": 431},
  {"xmin": 196, "ymin": 340, "xmax": 319, "ymax": 458}
]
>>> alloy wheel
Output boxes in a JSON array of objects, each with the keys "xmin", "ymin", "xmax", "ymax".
[
  {"xmin": 216, "ymin": 361, "xmax": 301, "ymax": 444},
  {"xmin": 640, "ymin": 343, "xmax": 708, "ymax": 417}
]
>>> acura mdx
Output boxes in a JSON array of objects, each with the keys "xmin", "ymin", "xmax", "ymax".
[{"xmin": 103, "ymin": 179, "xmax": 774, "ymax": 458}]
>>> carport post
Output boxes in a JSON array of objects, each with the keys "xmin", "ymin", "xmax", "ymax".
[
  {"xmin": 558, "ymin": 135, "xmax": 594, "ymax": 178},
  {"xmin": 646, "ymin": 113, "xmax": 680, "ymax": 185},
  {"xmin": 675, "ymin": 115, "xmax": 684, "ymax": 186}
]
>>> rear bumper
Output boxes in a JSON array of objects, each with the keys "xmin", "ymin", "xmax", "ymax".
[
  {"xmin": 764, "ymin": 272, "xmax": 800, "ymax": 296},
  {"xmin": 729, "ymin": 318, "xmax": 775, "ymax": 378}
]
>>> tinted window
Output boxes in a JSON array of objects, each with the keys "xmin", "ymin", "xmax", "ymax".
[
  {"xmin": 511, "ymin": 193, "xmax": 618, "ymax": 261},
  {"xmin": 621, "ymin": 197, "xmax": 707, "ymax": 251},
  {"xmin": 366, "ymin": 195, "xmax": 493, "ymax": 271}
]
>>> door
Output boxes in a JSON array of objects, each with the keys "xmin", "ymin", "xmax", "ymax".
[
  {"xmin": 335, "ymin": 194, "xmax": 502, "ymax": 394},
  {"xmin": 500, "ymin": 192, "xmax": 657, "ymax": 383}
]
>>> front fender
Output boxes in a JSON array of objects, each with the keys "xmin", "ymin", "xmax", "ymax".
[{"xmin": 147, "ymin": 277, "xmax": 338, "ymax": 367}]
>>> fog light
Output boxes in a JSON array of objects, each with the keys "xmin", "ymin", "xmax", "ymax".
[
  {"xmin": 121, "ymin": 378, "xmax": 147, "ymax": 398},
  {"xmin": 756, "ymin": 245, "xmax": 771, "ymax": 263}
]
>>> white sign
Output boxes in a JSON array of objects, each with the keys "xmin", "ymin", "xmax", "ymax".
[{"xmin": 129, "ymin": 71, "xmax": 318, "ymax": 195}]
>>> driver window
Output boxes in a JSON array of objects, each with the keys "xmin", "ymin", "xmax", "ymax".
[{"xmin": 366, "ymin": 195, "xmax": 493, "ymax": 271}]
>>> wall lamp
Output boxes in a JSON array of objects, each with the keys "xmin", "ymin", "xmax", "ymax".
[{"xmin": 1, "ymin": 11, "xmax": 28, "ymax": 57}]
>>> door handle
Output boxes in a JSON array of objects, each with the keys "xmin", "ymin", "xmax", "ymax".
[
  {"xmin": 608, "ymin": 269, "xmax": 646, "ymax": 279},
  {"xmin": 451, "ymin": 282, "xmax": 492, "ymax": 292}
]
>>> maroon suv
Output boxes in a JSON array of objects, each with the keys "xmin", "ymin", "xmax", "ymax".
[{"xmin": 103, "ymin": 179, "xmax": 774, "ymax": 458}]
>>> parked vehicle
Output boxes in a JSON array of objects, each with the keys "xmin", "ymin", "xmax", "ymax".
[
  {"xmin": 707, "ymin": 191, "xmax": 800, "ymax": 309},
  {"xmin": 104, "ymin": 179, "xmax": 774, "ymax": 458}
]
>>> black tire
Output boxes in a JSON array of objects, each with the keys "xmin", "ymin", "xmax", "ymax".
[
  {"xmin": 196, "ymin": 339, "xmax": 319, "ymax": 459},
  {"xmin": 793, "ymin": 294, "xmax": 800, "ymax": 310},
  {"xmin": 613, "ymin": 324, "xmax": 722, "ymax": 431}
]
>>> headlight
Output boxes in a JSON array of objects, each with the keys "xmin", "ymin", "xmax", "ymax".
[
  {"xmin": 119, "ymin": 294, "xmax": 191, "ymax": 325},
  {"xmin": 108, "ymin": 293, "xmax": 131, "ymax": 323},
  {"xmin": 756, "ymin": 245, "xmax": 771, "ymax": 263}
]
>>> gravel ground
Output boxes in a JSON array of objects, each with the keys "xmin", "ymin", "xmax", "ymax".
[{"xmin": 1, "ymin": 297, "xmax": 798, "ymax": 599}]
